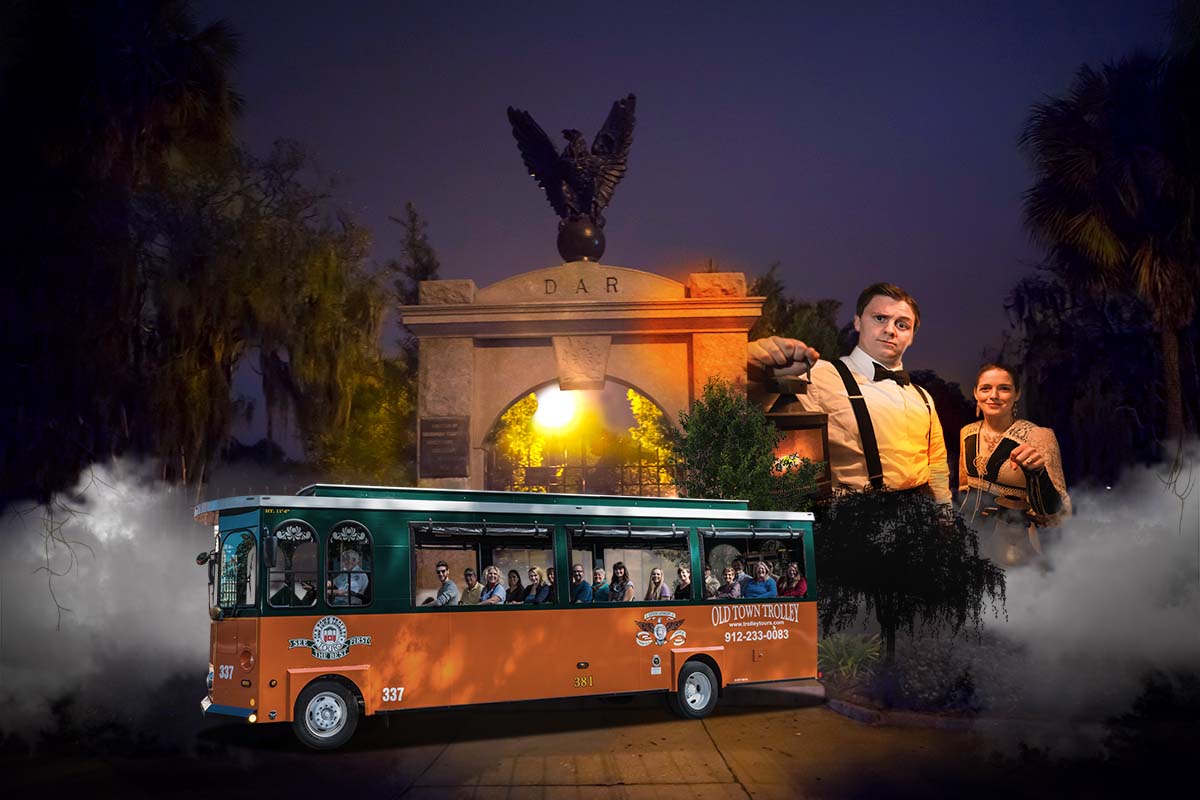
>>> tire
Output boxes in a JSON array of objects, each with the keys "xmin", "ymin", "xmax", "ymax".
[
  {"xmin": 293, "ymin": 679, "xmax": 359, "ymax": 750},
  {"xmin": 667, "ymin": 661, "xmax": 719, "ymax": 719}
]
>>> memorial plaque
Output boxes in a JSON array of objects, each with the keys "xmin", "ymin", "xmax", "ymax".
[{"xmin": 419, "ymin": 416, "xmax": 470, "ymax": 478}]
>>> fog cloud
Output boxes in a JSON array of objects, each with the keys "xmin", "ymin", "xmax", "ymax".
[
  {"xmin": 1, "ymin": 461, "xmax": 218, "ymax": 738},
  {"xmin": 992, "ymin": 447, "xmax": 1200, "ymax": 719}
]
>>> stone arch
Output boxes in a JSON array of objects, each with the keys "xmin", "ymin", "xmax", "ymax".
[
  {"xmin": 482, "ymin": 377, "xmax": 678, "ymax": 495},
  {"xmin": 481, "ymin": 375, "xmax": 678, "ymax": 446},
  {"xmin": 401, "ymin": 262, "xmax": 762, "ymax": 490}
]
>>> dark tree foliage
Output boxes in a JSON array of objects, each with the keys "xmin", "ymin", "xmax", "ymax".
[
  {"xmin": 387, "ymin": 202, "xmax": 442, "ymax": 367},
  {"xmin": 1001, "ymin": 272, "xmax": 1180, "ymax": 485},
  {"xmin": 749, "ymin": 264, "xmax": 843, "ymax": 359},
  {"xmin": 909, "ymin": 371, "xmax": 974, "ymax": 493},
  {"xmin": 815, "ymin": 488, "xmax": 1006, "ymax": 663},
  {"xmin": 380, "ymin": 202, "xmax": 441, "ymax": 472},
  {"xmin": 674, "ymin": 378, "xmax": 823, "ymax": 511},
  {"xmin": 0, "ymin": 0, "xmax": 241, "ymax": 504}
]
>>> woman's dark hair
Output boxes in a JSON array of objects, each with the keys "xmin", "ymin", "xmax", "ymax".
[{"xmin": 975, "ymin": 362, "xmax": 1020, "ymax": 392}]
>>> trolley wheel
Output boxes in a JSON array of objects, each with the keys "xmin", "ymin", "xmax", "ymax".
[
  {"xmin": 293, "ymin": 679, "xmax": 358, "ymax": 750},
  {"xmin": 667, "ymin": 661, "xmax": 719, "ymax": 719}
]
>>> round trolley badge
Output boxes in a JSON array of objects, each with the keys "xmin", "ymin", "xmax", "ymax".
[
  {"xmin": 634, "ymin": 611, "xmax": 687, "ymax": 647},
  {"xmin": 288, "ymin": 616, "xmax": 372, "ymax": 661}
]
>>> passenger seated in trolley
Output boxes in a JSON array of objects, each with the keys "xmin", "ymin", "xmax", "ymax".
[
  {"xmin": 479, "ymin": 565, "xmax": 506, "ymax": 604},
  {"xmin": 673, "ymin": 566, "xmax": 692, "ymax": 600},
  {"xmin": 570, "ymin": 563, "xmax": 593, "ymax": 603},
  {"xmin": 713, "ymin": 566, "xmax": 741, "ymax": 599},
  {"xmin": 644, "ymin": 567, "xmax": 671, "ymax": 602},
  {"xmin": 591, "ymin": 567, "xmax": 610, "ymax": 601},
  {"xmin": 424, "ymin": 560, "xmax": 459, "ymax": 606},
  {"xmin": 778, "ymin": 561, "xmax": 807, "ymax": 598},
  {"xmin": 742, "ymin": 561, "xmax": 778, "ymax": 598},
  {"xmin": 608, "ymin": 562, "xmax": 635, "ymax": 601},
  {"xmin": 329, "ymin": 548, "xmax": 369, "ymax": 605},
  {"xmin": 459, "ymin": 567, "xmax": 483, "ymax": 605},
  {"xmin": 524, "ymin": 566, "xmax": 551, "ymax": 604}
]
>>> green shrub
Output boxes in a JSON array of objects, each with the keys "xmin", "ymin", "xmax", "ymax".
[{"xmin": 818, "ymin": 633, "xmax": 883, "ymax": 682}]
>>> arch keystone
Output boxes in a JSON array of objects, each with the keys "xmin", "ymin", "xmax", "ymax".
[{"xmin": 552, "ymin": 336, "xmax": 612, "ymax": 391}]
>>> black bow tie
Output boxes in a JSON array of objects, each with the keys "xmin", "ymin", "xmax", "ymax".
[{"xmin": 873, "ymin": 363, "xmax": 911, "ymax": 386}]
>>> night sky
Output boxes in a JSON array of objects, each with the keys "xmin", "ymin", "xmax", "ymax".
[{"xmin": 201, "ymin": 0, "xmax": 1172, "ymax": 388}]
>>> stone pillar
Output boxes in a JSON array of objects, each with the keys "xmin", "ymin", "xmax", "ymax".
[
  {"xmin": 417, "ymin": 279, "xmax": 476, "ymax": 489},
  {"xmin": 686, "ymin": 272, "xmax": 749, "ymax": 400}
]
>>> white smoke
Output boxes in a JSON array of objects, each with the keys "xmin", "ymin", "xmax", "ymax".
[
  {"xmin": 992, "ymin": 446, "xmax": 1200, "ymax": 720},
  {"xmin": 0, "ymin": 460, "xmax": 216, "ymax": 740}
]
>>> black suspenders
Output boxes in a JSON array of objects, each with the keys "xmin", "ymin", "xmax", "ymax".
[{"xmin": 831, "ymin": 359, "xmax": 932, "ymax": 491}]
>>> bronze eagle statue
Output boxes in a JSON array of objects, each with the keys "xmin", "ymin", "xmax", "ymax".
[{"xmin": 507, "ymin": 94, "xmax": 637, "ymax": 261}]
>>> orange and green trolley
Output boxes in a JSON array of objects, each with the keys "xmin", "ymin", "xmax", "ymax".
[{"xmin": 196, "ymin": 484, "xmax": 817, "ymax": 749}]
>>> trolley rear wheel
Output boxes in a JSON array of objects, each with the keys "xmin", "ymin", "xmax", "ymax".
[{"xmin": 667, "ymin": 661, "xmax": 718, "ymax": 719}]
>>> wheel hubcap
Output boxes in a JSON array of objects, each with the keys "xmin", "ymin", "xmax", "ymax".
[
  {"xmin": 684, "ymin": 672, "xmax": 712, "ymax": 710},
  {"xmin": 306, "ymin": 691, "xmax": 346, "ymax": 737}
]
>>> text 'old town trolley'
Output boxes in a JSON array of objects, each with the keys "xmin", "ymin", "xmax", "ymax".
[{"xmin": 195, "ymin": 484, "xmax": 817, "ymax": 748}]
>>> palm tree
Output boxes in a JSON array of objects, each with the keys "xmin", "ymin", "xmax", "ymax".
[{"xmin": 1020, "ymin": 54, "xmax": 1198, "ymax": 441}]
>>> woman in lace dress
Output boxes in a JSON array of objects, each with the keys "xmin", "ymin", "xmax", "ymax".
[{"xmin": 959, "ymin": 363, "xmax": 1070, "ymax": 566}]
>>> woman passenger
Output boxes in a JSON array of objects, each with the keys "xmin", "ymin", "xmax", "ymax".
[
  {"xmin": 644, "ymin": 567, "xmax": 672, "ymax": 602},
  {"xmin": 505, "ymin": 569, "xmax": 524, "ymax": 604},
  {"xmin": 478, "ymin": 565, "xmax": 507, "ymax": 604},
  {"xmin": 777, "ymin": 562, "xmax": 807, "ymax": 598},
  {"xmin": 673, "ymin": 566, "xmax": 693, "ymax": 600},
  {"xmin": 742, "ymin": 561, "xmax": 778, "ymax": 598},
  {"xmin": 523, "ymin": 566, "xmax": 551, "ymax": 604},
  {"xmin": 714, "ymin": 566, "xmax": 741, "ymax": 599},
  {"xmin": 608, "ymin": 561, "xmax": 635, "ymax": 602}
]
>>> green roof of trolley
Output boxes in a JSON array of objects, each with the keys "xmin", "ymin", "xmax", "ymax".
[{"xmin": 296, "ymin": 484, "xmax": 750, "ymax": 511}]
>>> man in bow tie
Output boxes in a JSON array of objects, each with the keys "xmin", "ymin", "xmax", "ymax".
[{"xmin": 748, "ymin": 282, "xmax": 950, "ymax": 503}]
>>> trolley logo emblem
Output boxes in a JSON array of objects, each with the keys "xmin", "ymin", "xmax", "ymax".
[
  {"xmin": 288, "ymin": 616, "xmax": 372, "ymax": 661},
  {"xmin": 634, "ymin": 611, "xmax": 686, "ymax": 647}
]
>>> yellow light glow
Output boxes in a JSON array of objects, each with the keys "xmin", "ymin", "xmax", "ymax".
[{"xmin": 533, "ymin": 385, "xmax": 577, "ymax": 429}]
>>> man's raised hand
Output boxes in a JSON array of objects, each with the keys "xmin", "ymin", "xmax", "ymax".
[{"xmin": 747, "ymin": 336, "xmax": 821, "ymax": 377}]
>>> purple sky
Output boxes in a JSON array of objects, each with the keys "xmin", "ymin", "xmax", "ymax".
[{"xmin": 201, "ymin": 0, "xmax": 1171, "ymax": 389}]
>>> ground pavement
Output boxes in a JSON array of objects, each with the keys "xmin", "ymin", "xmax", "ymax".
[{"xmin": 7, "ymin": 681, "xmax": 1189, "ymax": 798}]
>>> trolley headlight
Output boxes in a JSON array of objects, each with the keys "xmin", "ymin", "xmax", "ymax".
[{"xmin": 206, "ymin": 664, "xmax": 214, "ymax": 691}]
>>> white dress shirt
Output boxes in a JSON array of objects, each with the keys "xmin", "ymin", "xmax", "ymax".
[{"xmin": 795, "ymin": 346, "xmax": 951, "ymax": 503}]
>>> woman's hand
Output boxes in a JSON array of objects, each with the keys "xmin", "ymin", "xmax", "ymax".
[{"xmin": 1009, "ymin": 443, "xmax": 1045, "ymax": 472}]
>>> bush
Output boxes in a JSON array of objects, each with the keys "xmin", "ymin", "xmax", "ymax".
[
  {"xmin": 674, "ymin": 377, "xmax": 822, "ymax": 510},
  {"xmin": 819, "ymin": 633, "xmax": 883, "ymax": 683}
]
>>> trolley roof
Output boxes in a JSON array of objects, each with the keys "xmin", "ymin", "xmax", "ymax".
[{"xmin": 195, "ymin": 484, "xmax": 813, "ymax": 524}]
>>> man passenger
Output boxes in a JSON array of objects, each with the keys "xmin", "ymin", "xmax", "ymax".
[
  {"xmin": 732, "ymin": 558, "xmax": 751, "ymax": 593},
  {"xmin": 570, "ymin": 563, "xmax": 593, "ymax": 603},
  {"xmin": 459, "ymin": 567, "xmax": 482, "ymax": 605},
  {"xmin": 431, "ymin": 560, "xmax": 460, "ymax": 606},
  {"xmin": 591, "ymin": 567, "xmax": 610, "ymax": 602}
]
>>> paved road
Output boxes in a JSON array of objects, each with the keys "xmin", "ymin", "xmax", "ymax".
[{"xmin": 7, "ymin": 683, "xmax": 1187, "ymax": 798}]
